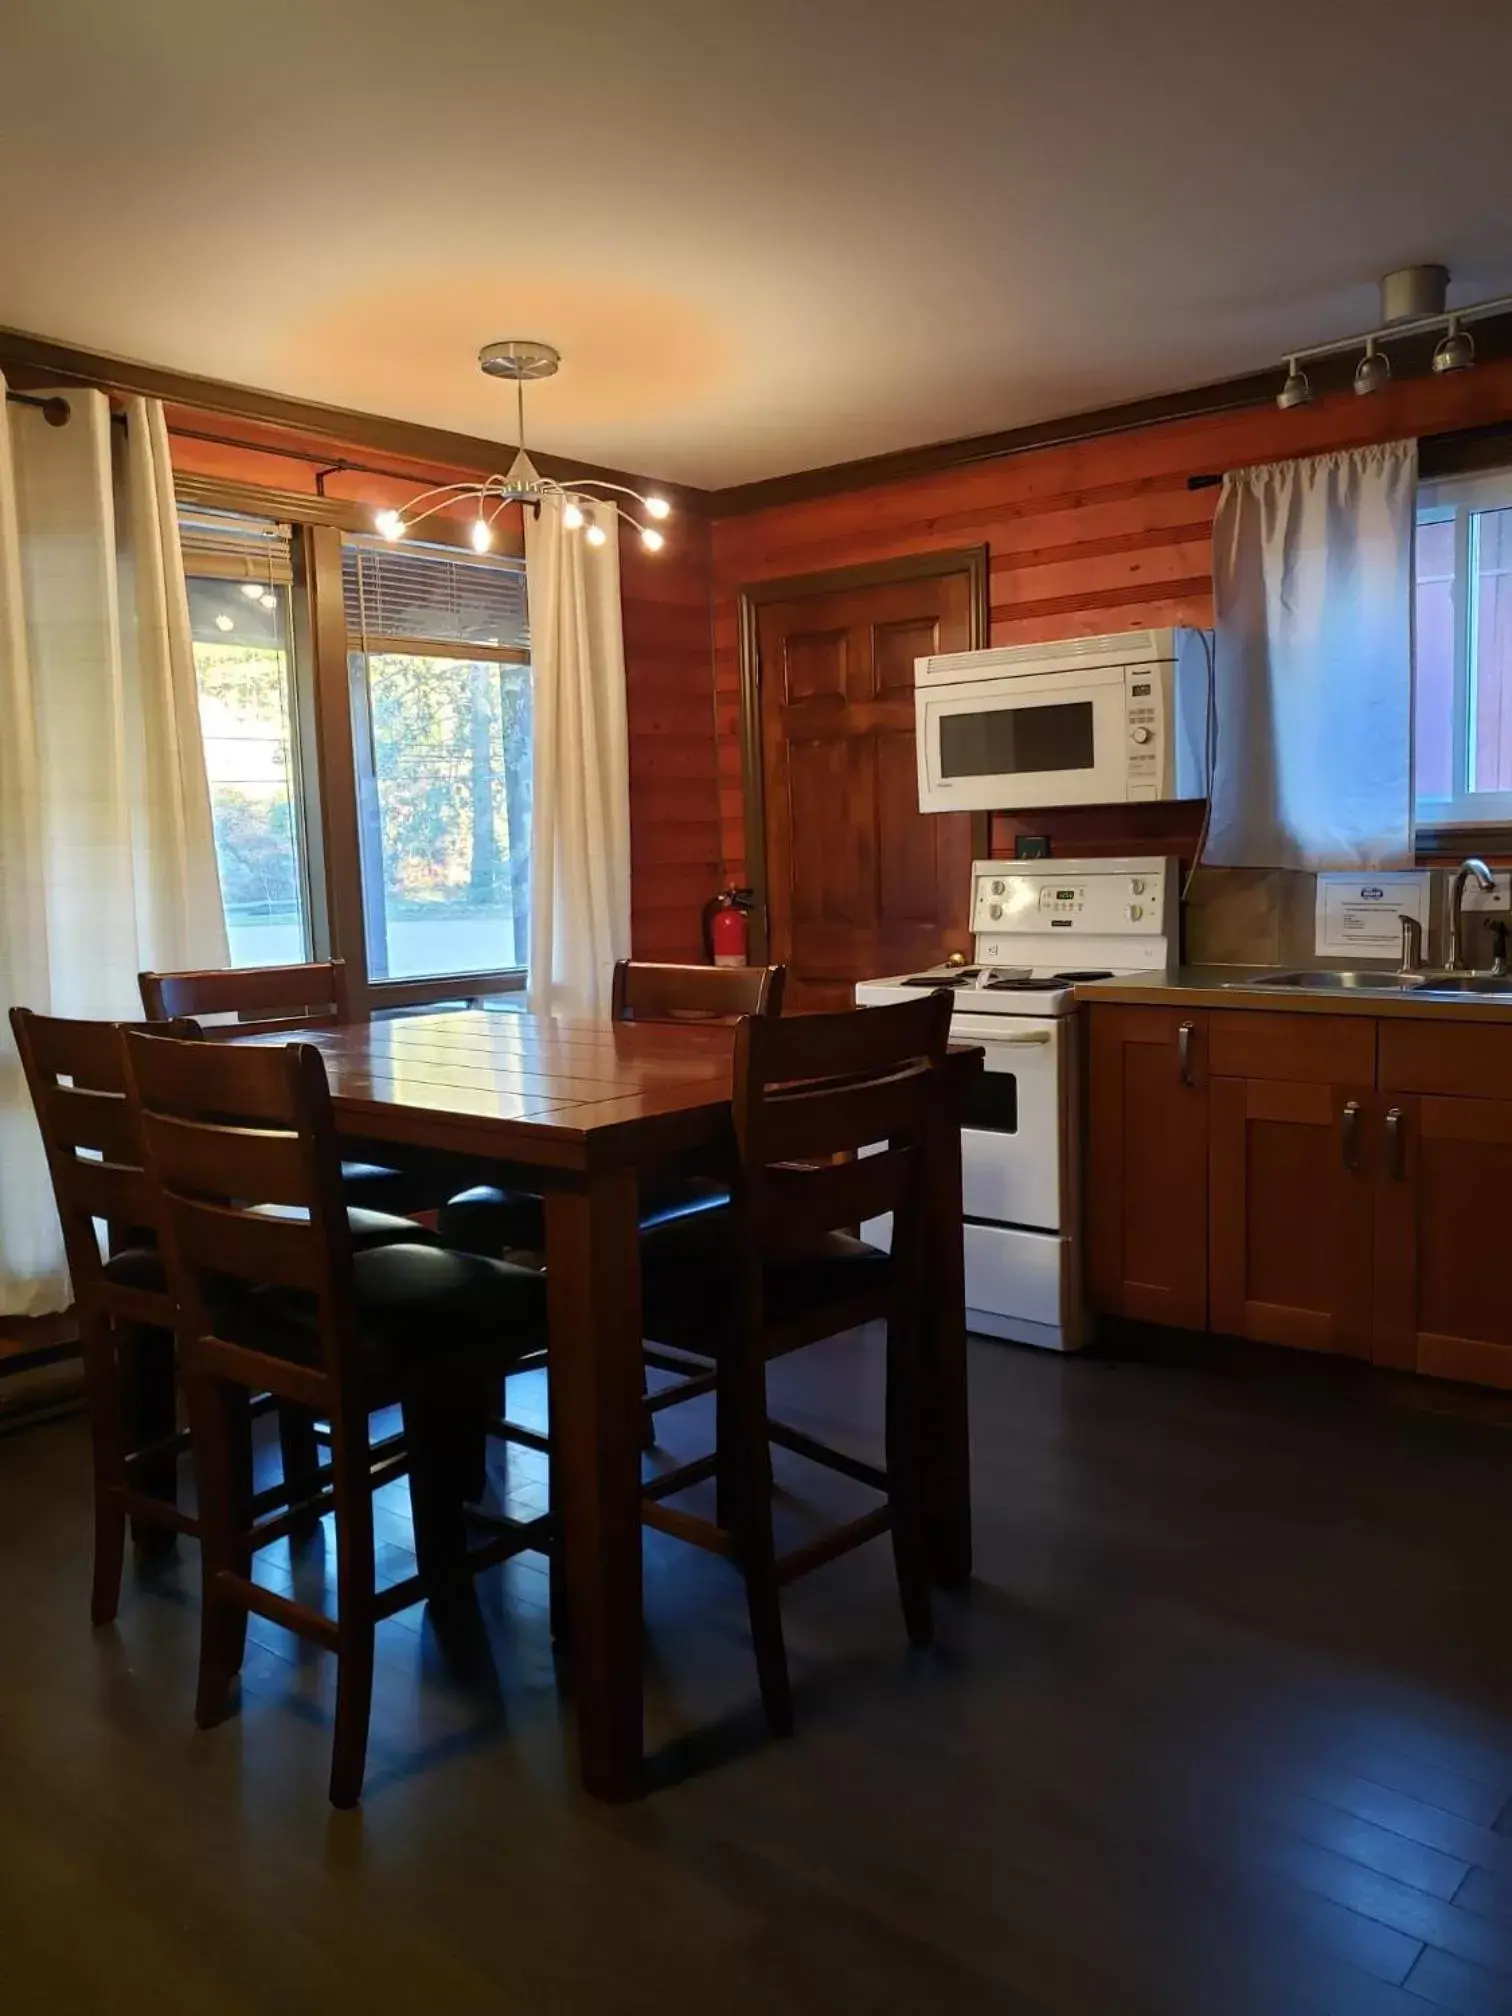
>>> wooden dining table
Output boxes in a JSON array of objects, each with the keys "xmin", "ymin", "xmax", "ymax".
[{"xmin": 235, "ymin": 1006, "xmax": 977, "ymax": 1801}]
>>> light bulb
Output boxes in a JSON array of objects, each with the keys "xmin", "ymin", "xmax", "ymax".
[
  {"xmin": 214, "ymin": 613, "xmax": 234, "ymax": 632},
  {"xmin": 240, "ymin": 581, "xmax": 264, "ymax": 600},
  {"xmin": 562, "ymin": 500, "xmax": 584, "ymax": 530},
  {"xmin": 640, "ymin": 526, "xmax": 665, "ymax": 552},
  {"xmin": 585, "ymin": 520, "xmax": 608, "ymax": 548},
  {"xmin": 645, "ymin": 495, "xmax": 671, "ymax": 520},
  {"xmin": 470, "ymin": 515, "xmax": 493, "ymax": 554},
  {"xmin": 375, "ymin": 508, "xmax": 404, "ymax": 541},
  {"xmin": 260, "ymin": 592, "xmax": 277, "ymax": 610}
]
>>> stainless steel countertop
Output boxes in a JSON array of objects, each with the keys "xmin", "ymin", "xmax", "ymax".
[{"xmin": 1074, "ymin": 966, "xmax": 1512, "ymax": 1026}]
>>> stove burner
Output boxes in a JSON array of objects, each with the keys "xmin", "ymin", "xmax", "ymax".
[
  {"xmin": 1050, "ymin": 969, "xmax": 1114, "ymax": 983},
  {"xmin": 899, "ymin": 969, "xmax": 979, "ymax": 989}
]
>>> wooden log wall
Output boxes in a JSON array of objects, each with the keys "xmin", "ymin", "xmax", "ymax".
[{"xmin": 711, "ymin": 360, "xmax": 1512, "ymax": 882}]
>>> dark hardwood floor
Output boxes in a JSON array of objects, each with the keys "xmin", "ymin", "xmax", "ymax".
[{"xmin": 5, "ymin": 1324, "xmax": 1512, "ymax": 2015}]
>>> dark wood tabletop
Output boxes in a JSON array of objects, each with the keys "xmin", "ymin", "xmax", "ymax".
[{"xmin": 237, "ymin": 1007, "xmax": 975, "ymax": 1800}]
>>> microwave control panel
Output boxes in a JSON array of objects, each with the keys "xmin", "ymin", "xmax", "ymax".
[{"xmin": 1124, "ymin": 667, "xmax": 1164, "ymax": 798}]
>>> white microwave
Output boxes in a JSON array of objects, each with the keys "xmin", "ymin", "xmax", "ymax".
[{"xmin": 914, "ymin": 627, "xmax": 1212, "ymax": 814}]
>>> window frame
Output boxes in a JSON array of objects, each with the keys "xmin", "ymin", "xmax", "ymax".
[
  {"xmin": 176, "ymin": 476, "xmax": 530, "ymax": 1015},
  {"xmin": 1416, "ymin": 467, "xmax": 1512, "ymax": 836}
]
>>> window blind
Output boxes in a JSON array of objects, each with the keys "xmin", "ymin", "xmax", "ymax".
[
  {"xmin": 178, "ymin": 507, "xmax": 293, "ymax": 584},
  {"xmin": 343, "ymin": 536, "xmax": 530, "ymax": 658}
]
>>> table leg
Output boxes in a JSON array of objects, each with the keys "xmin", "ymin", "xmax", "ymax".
[
  {"xmin": 545, "ymin": 1167, "xmax": 645, "ymax": 1801},
  {"xmin": 922, "ymin": 1080, "xmax": 972, "ymax": 1588}
]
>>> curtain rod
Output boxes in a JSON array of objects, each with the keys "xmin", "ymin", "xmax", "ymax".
[
  {"xmin": 164, "ymin": 421, "xmax": 495, "ymax": 494},
  {"xmin": 5, "ymin": 391, "xmax": 72, "ymax": 426}
]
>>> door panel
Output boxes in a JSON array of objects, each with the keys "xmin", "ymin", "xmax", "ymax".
[
  {"xmin": 756, "ymin": 564, "xmax": 979, "ymax": 1010},
  {"xmin": 1376, "ymin": 1091, "xmax": 1512, "ymax": 1386},
  {"xmin": 1086, "ymin": 1005, "xmax": 1209, "ymax": 1329},
  {"xmin": 1209, "ymin": 1077, "xmax": 1373, "ymax": 1356}
]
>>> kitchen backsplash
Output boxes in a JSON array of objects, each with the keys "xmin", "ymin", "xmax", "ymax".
[{"xmin": 1184, "ymin": 866, "xmax": 1493, "ymax": 968}]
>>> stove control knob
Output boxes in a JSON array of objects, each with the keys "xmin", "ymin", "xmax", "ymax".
[
  {"xmin": 1130, "ymin": 877, "xmax": 1146, "ymax": 895},
  {"xmin": 1127, "ymin": 903, "xmax": 1144, "ymax": 922},
  {"xmin": 990, "ymin": 879, "xmax": 1006, "ymax": 896},
  {"xmin": 1130, "ymin": 726, "xmax": 1153, "ymax": 745},
  {"xmin": 988, "ymin": 902, "xmax": 1003, "ymax": 920}
]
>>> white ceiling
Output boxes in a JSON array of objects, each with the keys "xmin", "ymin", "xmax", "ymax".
[{"xmin": 3, "ymin": 0, "xmax": 1511, "ymax": 489}]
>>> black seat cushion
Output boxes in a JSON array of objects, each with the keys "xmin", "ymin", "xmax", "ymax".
[
  {"xmin": 251, "ymin": 1204, "xmax": 440, "ymax": 1252},
  {"xmin": 101, "ymin": 1246, "xmax": 168, "ymax": 1293},
  {"xmin": 215, "ymin": 1241, "xmax": 547, "ymax": 1375},
  {"xmin": 439, "ymin": 1174, "xmax": 731, "ymax": 1258},
  {"xmin": 340, "ymin": 1160, "xmax": 447, "ymax": 1215},
  {"xmin": 637, "ymin": 1212, "xmax": 889, "ymax": 1353}
]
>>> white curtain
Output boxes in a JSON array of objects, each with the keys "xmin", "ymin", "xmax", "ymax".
[
  {"xmin": 1208, "ymin": 443, "xmax": 1418, "ymax": 870},
  {"xmin": 0, "ymin": 381, "xmax": 227, "ymax": 1315},
  {"xmin": 520, "ymin": 456, "xmax": 631, "ymax": 1018}
]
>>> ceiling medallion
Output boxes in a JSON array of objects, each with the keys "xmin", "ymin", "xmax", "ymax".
[{"xmin": 373, "ymin": 340, "xmax": 670, "ymax": 555}]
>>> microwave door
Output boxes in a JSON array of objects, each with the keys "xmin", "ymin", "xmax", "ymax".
[{"xmin": 917, "ymin": 666, "xmax": 1129, "ymax": 812}]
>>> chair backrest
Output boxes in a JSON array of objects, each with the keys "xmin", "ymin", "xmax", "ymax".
[
  {"xmin": 610, "ymin": 959, "xmax": 786, "ymax": 1023},
  {"xmin": 9, "ymin": 1008, "xmax": 195, "ymax": 1310},
  {"xmin": 122, "ymin": 1031, "xmax": 359, "ymax": 1389},
  {"xmin": 731, "ymin": 991, "xmax": 953, "ymax": 1265},
  {"xmin": 138, "ymin": 960, "xmax": 353, "ymax": 1037}
]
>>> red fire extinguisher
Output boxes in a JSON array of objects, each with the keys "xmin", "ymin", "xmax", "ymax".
[{"xmin": 702, "ymin": 885, "xmax": 755, "ymax": 967}]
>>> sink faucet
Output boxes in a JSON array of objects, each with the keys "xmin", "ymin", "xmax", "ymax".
[{"xmin": 1446, "ymin": 857, "xmax": 1496, "ymax": 971}]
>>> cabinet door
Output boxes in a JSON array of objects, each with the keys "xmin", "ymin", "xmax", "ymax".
[
  {"xmin": 1087, "ymin": 1006, "xmax": 1209, "ymax": 1329},
  {"xmin": 1209, "ymin": 1078, "xmax": 1374, "ymax": 1356},
  {"xmin": 1375, "ymin": 1092, "xmax": 1512, "ymax": 1387}
]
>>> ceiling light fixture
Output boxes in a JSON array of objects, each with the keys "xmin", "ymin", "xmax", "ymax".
[
  {"xmin": 1276, "ymin": 267, "xmax": 1512, "ymax": 415},
  {"xmin": 1354, "ymin": 337, "xmax": 1391, "ymax": 396},
  {"xmin": 240, "ymin": 581, "xmax": 265, "ymax": 600},
  {"xmin": 1276, "ymin": 357, "xmax": 1312, "ymax": 410},
  {"xmin": 1432, "ymin": 315, "xmax": 1476, "ymax": 375},
  {"xmin": 375, "ymin": 341, "xmax": 672, "ymax": 556}
]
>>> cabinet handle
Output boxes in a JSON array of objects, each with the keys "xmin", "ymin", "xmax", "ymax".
[
  {"xmin": 1384, "ymin": 1106, "xmax": 1405, "ymax": 1179},
  {"xmin": 1177, "ymin": 1021, "xmax": 1195, "ymax": 1086},
  {"xmin": 1340, "ymin": 1099, "xmax": 1361, "ymax": 1171}
]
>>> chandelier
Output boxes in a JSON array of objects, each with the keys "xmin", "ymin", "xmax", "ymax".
[{"xmin": 373, "ymin": 340, "xmax": 671, "ymax": 556}]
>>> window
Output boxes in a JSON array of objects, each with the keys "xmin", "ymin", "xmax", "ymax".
[
  {"xmin": 1415, "ymin": 470, "xmax": 1512, "ymax": 827},
  {"xmin": 181, "ymin": 510, "xmax": 311, "ymax": 965},
  {"xmin": 344, "ymin": 538, "xmax": 532, "ymax": 982}
]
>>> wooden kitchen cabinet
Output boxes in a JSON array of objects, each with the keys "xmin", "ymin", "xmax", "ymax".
[
  {"xmin": 1208, "ymin": 1076, "xmax": 1374, "ymax": 1357},
  {"xmin": 1374, "ymin": 1021, "xmax": 1512, "ymax": 1387},
  {"xmin": 1087, "ymin": 1004, "xmax": 1209, "ymax": 1329},
  {"xmin": 1086, "ymin": 1001, "xmax": 1512, "ymax": 1391}
]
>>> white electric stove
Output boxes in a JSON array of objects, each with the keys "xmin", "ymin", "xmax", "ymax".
[{"xmin": 856, "ymin": 856, "xmax": 1178, "ymax": 1350}]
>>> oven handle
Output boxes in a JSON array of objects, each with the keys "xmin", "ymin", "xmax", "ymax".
[{"xmin": 994, "ymin": 1031, "xmax": 1052, "ymax": 1047}]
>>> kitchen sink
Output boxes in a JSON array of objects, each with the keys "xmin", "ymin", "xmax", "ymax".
[
  {"xmin": 1228, "ymin": 969, "xmax": 1512, "ymax": 997},
  {"xmin": 1229, "ymin": 970, "xmax": 1430, "ymax": 992}
]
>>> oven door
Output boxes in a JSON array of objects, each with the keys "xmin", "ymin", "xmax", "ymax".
[
  {"xmin": 951, "ymin": 1012, "xmax": 1062, "ymax": 1233},
  {"xmin": 916, "ymin": 664, "xmax": 1129, "ymax": 813}
]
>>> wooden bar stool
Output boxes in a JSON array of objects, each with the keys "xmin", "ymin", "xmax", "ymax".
[
  {"xmin": 123, "ymin": 1029, "xmax": 555, "ymax": 1808},
  {"xmin": 138, "ymin": 960, "xmax": 439, "ymax": 1215},
  {"xmin": 633, "ymin": 991, "xmax": 953, "ymax": 1737}
]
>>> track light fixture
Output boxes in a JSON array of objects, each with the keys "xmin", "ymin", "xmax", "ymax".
[
  {"xmin": 1432, "ymin": 315, "xmax": 1476, "ymax": 375},
  {"xmin": 1276, "ymin": 358, "xmax": 1312, "ymax": 410},
  {"xmin": 375, "ymin": 341, "xmax": 671, "ymax": 555},
  {"xmin": 1276, "ymin": 268, "xmax": 1508, "ymax": 413},
  {"xmin": 1354, "ymin": 338, "xmax": 1390, "ymax": 397}
]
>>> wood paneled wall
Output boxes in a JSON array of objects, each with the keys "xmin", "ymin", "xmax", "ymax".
[
  {"xmin": 167, "ymin": 417, "xmax": 720, "ymax": 962},
  {"xmin": 711, "ymin": 361, "xmax": 1512, "ymax": 883}
]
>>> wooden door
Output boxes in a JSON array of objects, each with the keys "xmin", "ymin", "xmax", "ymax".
[
  {"xmin": 1086, "ymin": 1005, "xmax": 1209, "ymax": 1329},
  {"xmin": 1208, "ymin": 1078, "xmax": 1374, "ymax": 1356},
  {"xmin": 1375, "ymin": 1092, "xmax": 1512, "ymax": 1387},
  {"xmin": 753, "ymin": 566, "xmax": 978, "ymax": 1010}
]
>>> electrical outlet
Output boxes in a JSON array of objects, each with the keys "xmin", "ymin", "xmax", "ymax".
[{"xmin": 1460, "ymin": 872, "xmax": 1512, "ymax": 912}]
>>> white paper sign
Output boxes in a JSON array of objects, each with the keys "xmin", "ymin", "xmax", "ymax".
[{"xmin": 1315, "ymin": 872, "xmax": 1431, "ymax": 957}]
